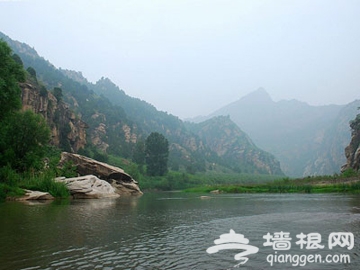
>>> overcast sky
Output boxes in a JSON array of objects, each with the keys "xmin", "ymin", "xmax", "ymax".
[{"xmin": 1, "ymin": 0, "xmax": 359, "ymax": 119}]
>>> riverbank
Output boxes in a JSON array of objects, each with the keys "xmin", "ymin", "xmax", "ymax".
[
  {"xmin": 183, "ymin": 175, "xmax": 360, "ymax": 194},
  {"xmin": 0, "ymin": 169, "xmax": 70, "ymax": 202}
]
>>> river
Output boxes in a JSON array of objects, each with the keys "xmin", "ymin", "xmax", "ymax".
[{"xmin": 0, "ymin": 192, "xmax": 359, "ymax": 269}]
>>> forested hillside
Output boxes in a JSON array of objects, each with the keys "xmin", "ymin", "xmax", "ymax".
[{"xmin": 0, "ymin": 31, "xmax": 283, "ymax": 177}]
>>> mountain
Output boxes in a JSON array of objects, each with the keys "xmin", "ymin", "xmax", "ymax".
[
  {"xmin": 186, "ymin": 116, "xmax": 283, "ymax": 174},
  {"xmin": 303, "ymin": 100, "xmax": 360, "ymax": 176},
  {"xmin": 190, "ymin": 88, "xmax": 359, "ymax": 177},
  {"xmin": 88, "ymin": 77, "xmax": 282, "ymax": 175},
  {"xmin": 0, "ymin": 31, "xmax": 283, "ymax": 176}
]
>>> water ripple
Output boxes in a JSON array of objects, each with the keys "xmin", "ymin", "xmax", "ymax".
[{"xmin": 0, "ymin": 193, "xmax": 358, "ymax": 270}]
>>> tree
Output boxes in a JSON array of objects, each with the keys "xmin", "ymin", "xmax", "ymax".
[
  {"xmin": 0, "ymin": 110, "xmax": 51, "ymax": 172},
  {"xmin": 145, "ymin": 132, "xmax": 169, "ymax": 176},
  {"xmin": 26, "ymin": 66, "xmax": 37, "ymax": 81},
  {"xmin": 53, "ymin": 87, "xmax": 63, "ymax": 103},
  {"xmin": 12, "ymin": 53, "xmax": 23, "ymax": 67},
  {"xmin": 133, "ymin": 140, "xmax": 146, "ymax": 173},
  {"xmin": 0, "ymin": 40, "xmax": 25, "ymax": 120},
  {"xmin": 133, "ymin": 140, "xmax": 145, "ymax": 165}
]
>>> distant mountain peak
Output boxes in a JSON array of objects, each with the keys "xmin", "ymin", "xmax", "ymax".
[
  {"xmin": 241, "ymin": 87, "xmax": 272, "ymax": 104},
  {"xmin": 256, "ymin": 87, "xmax": 266, "ymax": 93}
]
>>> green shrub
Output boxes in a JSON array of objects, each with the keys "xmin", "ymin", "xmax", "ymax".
[
  {"xmin": 341, "ymin": 168, "xmax": 358, "ymax": 178},
  {"xmin": 20, "ymin": 171, "xmax": 70, "ymax": 198},
  {"xmin": 0, "ymin": 165, "xmax": 20, "ymax": 185},
  {"xmin": 57, "ymin": 161, "xmax": 77, "ymax": 178},
  {"xmin": 0, "ymin": 183, "xmax": 25, "ymax": 201}
]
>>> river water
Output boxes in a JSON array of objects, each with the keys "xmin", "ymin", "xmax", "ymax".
[{"xmin": 1, "ymin": 192, "xmax": 360, "ymax": 269}]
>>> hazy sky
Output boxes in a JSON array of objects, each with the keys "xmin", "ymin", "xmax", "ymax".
[{"xmin": 1, "ymin": 0, "xmax": 359, "ymax": 118}]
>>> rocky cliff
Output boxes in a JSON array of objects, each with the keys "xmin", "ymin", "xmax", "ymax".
[
  {"xmin": 187, "ymin": 116, "xmax": 283, "ymax": 175},
  {"xmin": 304, "ymin": 101, "xmax": 360, "ymax": 175},
  {"xmin": 20, "ymin": 81, "xmax": 87, "ymax": 152},
  {"xmin": 342, "ymin": 113, "xmax": 360, "ymax": 172}
]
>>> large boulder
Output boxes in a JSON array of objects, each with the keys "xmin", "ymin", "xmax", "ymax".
[
  {"xmin": 56, "ymin": 175, "xmax": 120, "ymax": 199},
  {"xmin": 58, "ymin": 152, "xmax": 143, "ymax": 196}
]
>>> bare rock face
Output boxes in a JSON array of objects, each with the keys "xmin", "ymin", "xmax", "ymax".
[
  {"xmin": 59, "ymin": 152, "xmax": 143, "ymax": 196},
  {"xmin": 55, "ymin": 175, "xmax": 120, "ymax": 199},
  {"xmin": 91, "ymin": 122, "xmax": 109, "ymax": 152},
  {"xmin": 20, "ymin": 82, "xmax": 87, "ymax": 152},
  {"xmin": 342, "ymin": 128, "xmax": 360, "ymax": 172}
]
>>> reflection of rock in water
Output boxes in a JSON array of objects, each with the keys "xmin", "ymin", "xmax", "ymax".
[
  {"xmin": 117, "ymin": 196, "xmax": 139, "ymax": 209},
  {"xmin": 80, "ymin": 198, "xmax": 117, "ymax": 210},
  {"xmin": 20, "ymin": 199, "xmax": 54, "ymax": 206}
]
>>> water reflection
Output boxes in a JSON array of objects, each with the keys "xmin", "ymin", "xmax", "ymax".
[{"xmin": 0, "ymin": 193, "xmax": 360, "ymax": 269}]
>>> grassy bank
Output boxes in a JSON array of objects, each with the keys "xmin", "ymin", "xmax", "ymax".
[
  {"xmin": 184, "ymin": 172, "xmax": 360, "ymax": 194},
  {"xmin": 136, "ymin": 171, "xmax": 283, "ymax": 191},
  {"xmin": 0, "ymin": 165, "xmax": 70, "ymax": 202},
  {"xmin": 107, "ymin": 154, "xmax": 283, "ymax": 191},
  {"xmin": 105, "ymin": 155, "xmax": 360, "ymax": 193}
]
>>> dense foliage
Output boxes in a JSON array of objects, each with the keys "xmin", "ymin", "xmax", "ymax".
[
  {"xmin": 0, "ymin": 40, "xmax": 25, "ymax": 119},
  {"xmin": 145, "ymin": 132, "xmax": 169, "ymax": 176},
  {"xmin": 0, "ymin": 110, "xmax": 50, "ymax": 172},
  {"xmin": 0, "ymin": 40, "xmax": 69, "ymax": 201},
  {"xmin": 0, "ymin": 32, "xmax": 288, "ymax": 177},
  {"xmin": 0, "ymin": 41, "xmax": 50, "ymax": 172}
]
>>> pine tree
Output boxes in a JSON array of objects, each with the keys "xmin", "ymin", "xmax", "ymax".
[{"xmin": 145, "ymin": 132, "xmax": 169, "ymax": 176}]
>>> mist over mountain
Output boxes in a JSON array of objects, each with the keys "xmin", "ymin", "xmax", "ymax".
[
  {"xmin": 0, "ymin": 31, "xmax": 283, "ymax": 177},
  {"xmin": 3, "ymin": 29, "xmax": 357, "ymax": 178},
  {"xmin": 190, "ymin": 88, "xmax": 359, "ymax": 177},
  {"xmin": 186, "ymin": 115, "xmax": 283, "ymax": 175}
]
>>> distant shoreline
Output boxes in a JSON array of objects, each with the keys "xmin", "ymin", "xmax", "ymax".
[{"xmin": 183, "ymin": 176, "xmax": 360, "ymax": 194}]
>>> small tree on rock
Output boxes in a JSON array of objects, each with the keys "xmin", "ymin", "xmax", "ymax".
[{"xmin": 53, "ymin": 87, "xmax": 63, "ymax": 103}]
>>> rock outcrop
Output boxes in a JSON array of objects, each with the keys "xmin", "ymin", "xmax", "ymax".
[
  {"xmin": 58, "ymin": 152, "xmax": 143, "ymax": 196},
  {"xmin": 342, "ymin": 114, "xmax": 360, "ymax": 172},
  {"xmin": 20, "ymin": 82, "xmax": 87, "ymax": 152},
  {"xmin": 55, "ymin": 175, "xmax": 120, "ymax": 199},
  {"xmin": 16, "ymin": 190, "xmax": 55, "ymax": 201}
]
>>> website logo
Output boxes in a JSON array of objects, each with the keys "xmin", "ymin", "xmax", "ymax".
[
  {"xmin": 206, "ymin": 229, "xmax": 259, "ymax": 266},
  {"xmin": 207, "ymin": 229, "xmax": 354, "ymax": 267}
]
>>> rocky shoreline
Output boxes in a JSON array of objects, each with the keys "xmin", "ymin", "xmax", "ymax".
[{"xmin": 11, "ymin": 152, "xmax": 142, "ymax": 201}]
